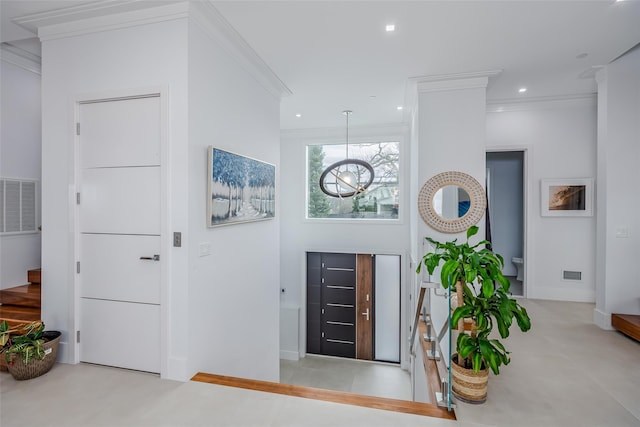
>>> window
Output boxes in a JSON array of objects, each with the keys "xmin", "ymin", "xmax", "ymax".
[
  {"xmin": 307, "ymin": 141, "xmax": 399, "ymax": 219},
  {"xmin": 0, "ymin": 179, "xmax": 38, "ymax": 234}
]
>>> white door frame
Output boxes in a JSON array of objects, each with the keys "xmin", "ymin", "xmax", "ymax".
[
  {"xmin": 70, "ymin": 86, "xmax": 171, "ymax": 376},
  {"xmin": 485, "ymin": 146, "xmax": 531, "ymax": 298}
]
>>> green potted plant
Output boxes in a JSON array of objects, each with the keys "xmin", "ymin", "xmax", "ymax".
[
  {"xmin": 417, "ymin": 225, "xmax": 531, "ymax": 403},
  {"xmin": 0, "ymin": 320, "xmax": 61, "ymax": 380}
]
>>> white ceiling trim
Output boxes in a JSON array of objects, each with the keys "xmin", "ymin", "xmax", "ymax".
[
  {"xmin": 414, "ymin": 70, "xmax": 502, "ymax": 93},
  {"xmin": 15, "ymin": 1, "xmax": 188, "ymax": 41},
  {"xmin": 189, "ymin": 1, "xmax": 291, "ymax": 99},
  {"xmin": 281, "ymin": 123, "xmax": 408, "ymax": 144},
  {"xmin": 0, "ymin": 43, "xmax": 41, "ymax": 74},
  {"xmin": 486, "ymin": 93, "xmax": 596, "ymax": 113}
]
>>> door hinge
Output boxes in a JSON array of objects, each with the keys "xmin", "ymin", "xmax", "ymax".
[
  {"xmin": 76, "ymin": 192, "xmax": 80, "ymax": 205},
  {"xmin": 76, "ymin": 261, "xmax": 80, "ymax": 274},
  {"xmin": 321, "ymin": 277, "xmax": 325, "ymax": 284},
  {"xmin": 76, "ymin": 122, "xmax": 80, "ymax": 136},
  {"xmin": 321, "ymin": 332, "xmax": 325, "ymax": 338},
  {"xmin": 76, "ymin": 330, "xmax": 80, "ymax": 343},
  {"xmin": 321, "ymin": 308, "xmax": 325, "ymax": 315}
]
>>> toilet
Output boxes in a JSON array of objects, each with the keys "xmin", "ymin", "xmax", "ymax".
[{"xmin": 512, "ymin": 257, "xmax": 524, "ymax": 281}]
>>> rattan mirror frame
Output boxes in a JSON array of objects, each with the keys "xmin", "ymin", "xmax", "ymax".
[{"xmin": 418, "ymin": 171, "xmax": 486, "ymax": 233}]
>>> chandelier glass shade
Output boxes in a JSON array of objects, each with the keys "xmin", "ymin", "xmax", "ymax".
[{"xmin": 319, "ymin": 110, "xmax": 375, "ymax": 198}]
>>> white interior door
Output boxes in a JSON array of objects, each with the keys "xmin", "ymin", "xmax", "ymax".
[{"xmin": 78, "ymin": 95, "xmax": 161, "ymax": 373}]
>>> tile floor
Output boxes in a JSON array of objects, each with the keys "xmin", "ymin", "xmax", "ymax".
[
  {"xmin": 280, "ymin": 355, "xmax": 412, "ymax": 401},
  {"xmin": 1, "ymin": 299, "xmax": 639, "ymax": 427}
]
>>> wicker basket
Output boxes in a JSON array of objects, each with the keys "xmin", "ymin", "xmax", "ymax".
[
  {"xmin": 6, "ymin": 331, "xmax": 61, "ymax": 381},
  {"xmin": 451, "ymin": 353, "xmax": 489, "ymax": 404}
]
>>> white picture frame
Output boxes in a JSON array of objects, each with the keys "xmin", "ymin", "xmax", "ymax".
[{"xmin": 540, "ymin": 178, "xmax": 593, "ymax": 217}]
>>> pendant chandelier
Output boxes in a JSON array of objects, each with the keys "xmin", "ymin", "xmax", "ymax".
[{"xmin": 319, "ymin": 110, "xmax": 374, "ymax": 198}]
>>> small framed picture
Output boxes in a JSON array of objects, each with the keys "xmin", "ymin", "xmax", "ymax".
[{"xmin": 541, "ymin": 178, "xmax": 593, "ymax": 217}]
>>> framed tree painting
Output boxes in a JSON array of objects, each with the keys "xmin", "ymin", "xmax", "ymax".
[
  {"xmin": 207, "ymin": 147, "xmax": 275, "ymax": 227},
  {"xmin": 541, "ymin": 178, "xmax": 593, "ymax": 217}
]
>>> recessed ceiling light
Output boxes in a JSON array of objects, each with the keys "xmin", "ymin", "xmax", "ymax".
[
  {"xmin": 295, "ymin": 113, "xmax": 302, "ymax": 118},
  {"xmin": 369, "ymin": 95, "xmax": 377, "ymax": 99},
  {"xmin": 397, "ymin": 106, "xmax": 403, "ymax": 111},
  {"xmin": 385, "ymin": 24, "xmax": 395, "ymax": 32},
  {"xmin": 518, "ymin": 87, "xmax": 527, "ymax": 93},
  {"xmin": 576, "ymin": 52, "xmax": 588, "ymax": 59}
]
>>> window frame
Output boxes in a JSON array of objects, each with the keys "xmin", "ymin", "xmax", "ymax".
[{"xmin": 305, "ymin": 138, "xmax": 403, "ymax": 223}]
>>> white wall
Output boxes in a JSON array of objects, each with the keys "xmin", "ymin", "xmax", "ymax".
[
  {"xmin": 39, "ymin": 2, "xmax": 284, "ymax": 382},
  {"xmin": 595, "ymin": 46, "xmax": 640, "ymax": 327},
  {"xmin": 187, "ymin": 19, "xmax": 281, "ymax": 382},
  {"xmin": 487, "ymin": 97, "xmax": 597, "ymax": 302},
  {"xmin": 280, "ymin": 125, "xmax": 410, "ymax": 361},
  {"xmin": 415, "ymin": 77, "xmax": 489, "ymax": 363},
  {"xmin": 40, "ymin": 15, "xmax": 190, "ymax": 376},
  {"xmin": 0, "ymin": 54, "xmax": 41, "ymax": 289}
]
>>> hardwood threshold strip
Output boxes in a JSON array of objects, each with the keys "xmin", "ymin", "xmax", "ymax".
[{"xmin": 191, "ymin": 372, "xmax": 455, "ymax": 420}]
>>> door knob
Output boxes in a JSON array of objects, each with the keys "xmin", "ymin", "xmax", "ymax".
[
  {"xmin": 362, "ymin": 308, "xmax": 369, "ymax": 321},
  {"xmin": 140, "ymin": 255, "xmax": 160, "ymax": 261}
]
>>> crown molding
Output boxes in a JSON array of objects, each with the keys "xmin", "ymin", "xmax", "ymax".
[
  {"xmin": 12, "ymin": 0, "xmax": 290, "ymax": 99},
  {"xmin": 413, "ymin": 70, "xmax": 502, "ymax": 93},
  {"xmin": 486, "ymin": 93, "xmax": 596, "ymax": 113},
  {"xmin": 189, "ymin": 1, "xmax": 291, "ymax": 99},
  {"xmin": 281, "ymin": 122, "xmax": 408, "ymax": 144},
  {"xmin": 0, "ymin": 43, "xmax": 41, "ymax": 75},
  {"xmin": 14, "ymin": 1, "xmax": 188, "ymax": 41}
]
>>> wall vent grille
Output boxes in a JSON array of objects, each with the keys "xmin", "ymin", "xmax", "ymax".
[
  {"xmin": 563, "ymin": 270, "xmax": 582, "ymax": 281},
  {"xmin": 0, "ymin": 178, "xmax": 39, "ymax": 234}
]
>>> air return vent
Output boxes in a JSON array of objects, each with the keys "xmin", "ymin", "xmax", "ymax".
[{"xmin": 563, "ymin": 270, "xmax": 582, "ymax": 281}]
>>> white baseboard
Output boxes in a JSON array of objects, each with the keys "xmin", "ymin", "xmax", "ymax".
[
  {"xmin": 280, "ymin": 350, "xmax": 299, "ymax": 361},
  {"xmin": 166, "ymin": 357, "xmax": 189, "ymax": 381},
  {"xmin": 593, "ymin": 308, "xmax": 613, "ymax": 330},
  {"xmin": 528, "ymin": 287, "xmax": 595, "ymax": 303}
]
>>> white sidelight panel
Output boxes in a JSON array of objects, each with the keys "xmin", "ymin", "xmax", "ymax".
[{"xmin": 374, "ymin": 254, "xmax": 400, "ymax": 363}]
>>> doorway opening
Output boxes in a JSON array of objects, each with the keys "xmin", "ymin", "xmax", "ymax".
[
  {"xmin": 287, "ymin": 252, "xmax": 407, "ymax": 400},
  {"xmin": 486, "ymin": 151, "xmax": 525, "ymax": 297},
  {"xmin": 306, "ymin": 252, "xmax": 400, "ymax": 362}
]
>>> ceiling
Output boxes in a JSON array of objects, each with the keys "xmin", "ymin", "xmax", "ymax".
[{"xmin": 2, "ymin": 0, "xmax": 640, "ymax": 130}]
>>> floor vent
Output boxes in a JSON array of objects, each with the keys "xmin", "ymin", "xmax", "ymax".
[{"xmin": 563, "ymin": 270, "xmax": 582, "ymax": 281}]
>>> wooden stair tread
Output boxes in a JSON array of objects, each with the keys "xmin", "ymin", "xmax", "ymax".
[
  {"xmin": 0, "ymin": 305, "xmax": 41, "ymax": 326},
  {"xmin": 0, "ymin": 284, "xmax": 41, "ymax": 308},
  {"xmin": 612, "ymin": 313, "xmax": 640, "ymax": 343}
]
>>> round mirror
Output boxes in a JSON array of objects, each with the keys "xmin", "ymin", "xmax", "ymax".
[
  {"xmin": 418, "ymin": 171, "xmax": 486, "ymax": 233},
  {"xmin": 433, "ymin": 185, "xmax": 471, "ymax": 219}
]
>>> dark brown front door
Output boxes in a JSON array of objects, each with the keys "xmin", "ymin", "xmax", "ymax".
[
  {"xmin": 321, "ymin": 253, "xmax": 356, "ymax": 358},
  {"xmin": 307, "ymin": 252, "xmax": 356, "ymax": 358}
]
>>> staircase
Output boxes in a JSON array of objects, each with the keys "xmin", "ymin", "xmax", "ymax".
[{"xmin": 0, "ymin": 268, "xmax": 41, "ymax": 327}]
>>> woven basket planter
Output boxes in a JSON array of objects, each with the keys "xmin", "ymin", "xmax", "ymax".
[
  {"xmin": 451, "ymin": 354, "xmax": 489, "ymax": 404},
  {"xmin": 6, "ymin": 331, "xmax": 61, "ymax": 381}
]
